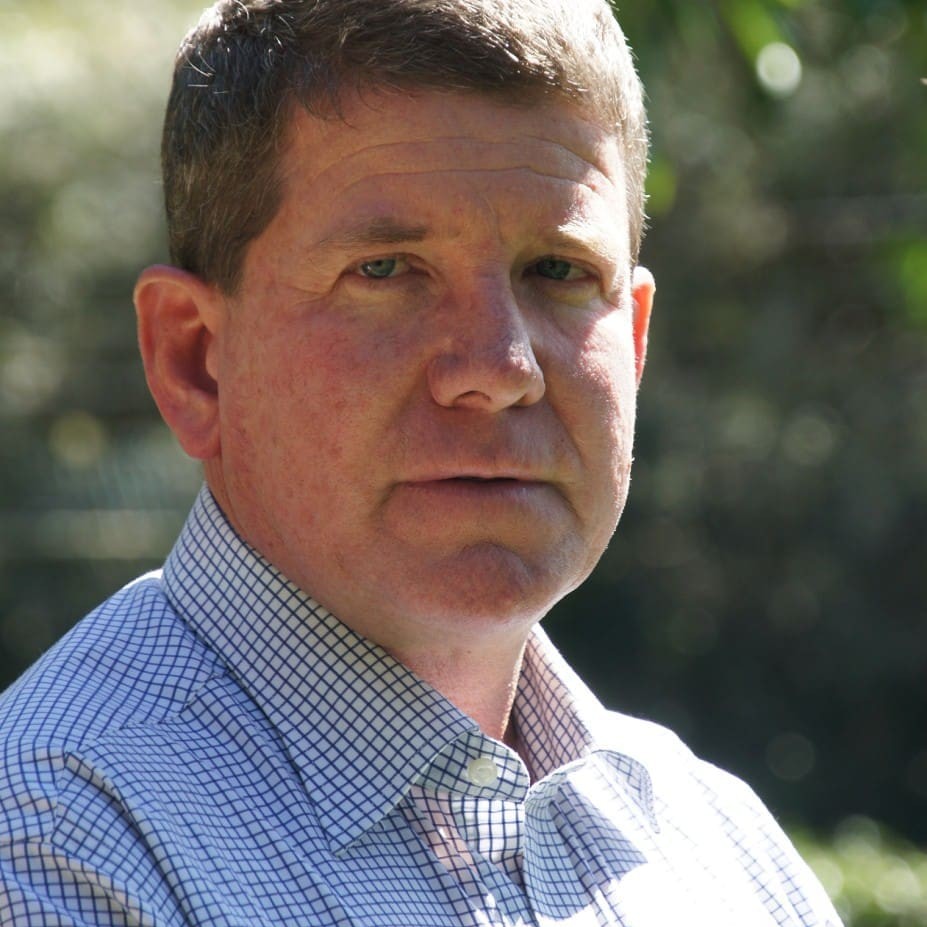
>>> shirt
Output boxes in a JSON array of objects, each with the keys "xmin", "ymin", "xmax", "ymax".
[{"xmin": 0, "ymin": 486, "xmax": 842, "ymax": 927}]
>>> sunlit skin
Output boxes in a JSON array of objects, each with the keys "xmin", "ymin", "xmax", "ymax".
[{"xmin": 135, "ymin": 89, "xmax": 654, "ymax": 740}]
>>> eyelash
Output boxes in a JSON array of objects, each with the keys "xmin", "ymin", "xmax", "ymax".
[
  {"xmin": 355, "ymin": 256, "xmax": 412, "ymax": 279},
  {"xmin": 529, "ymin": 257, "xmax": 594, "ymax": 283},
  {"xmin": 349, "ymin": 254, "xmax": 599, "ymax": 286}
]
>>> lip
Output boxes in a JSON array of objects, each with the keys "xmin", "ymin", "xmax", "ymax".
[
  {"xmin": 405, "ymin": 464, "xmax": 550, "ymax": 483},
  {"xmin": 412, "ymin": 475, "xmax": 542, "ymax": 486},
  {"xmin": 413, "ymin": 474, "xmax": 538, "ymax": 483},
  {"xmin": 397, "ymin": 475, "xmax": 554, "ymax": 503}
]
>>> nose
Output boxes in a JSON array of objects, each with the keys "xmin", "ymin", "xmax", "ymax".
[{"xmin": 427, "ymin": 281, "xmax": 546, "ymax": 412}]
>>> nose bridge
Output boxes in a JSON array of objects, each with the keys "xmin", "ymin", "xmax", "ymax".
[
  {"xmin": 467, "ymin": 271, "xmax": 531, "ymax": 359},
  {"xmin": 428, "ymin": 270, "xmax": 545, "ymax": 411}
]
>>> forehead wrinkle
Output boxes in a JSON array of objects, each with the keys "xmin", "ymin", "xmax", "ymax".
[
  {"xmin": 329, "ymin": 133, "xmax": 609, "ymax": 166},
  {"xmin": 320, "ymin": 167, "xmax": 615, "ymax": 212},
  {"xmin": 301, "ymin": 169, "xmax": 624, "ymax": 260},
  {"xmin": 294, "ymin": 136, "xmax": 617, "ymax": 198}
]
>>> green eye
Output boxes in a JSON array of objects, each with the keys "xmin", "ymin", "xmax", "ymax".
[
  {"xmin": 535, "ymin": 258, "xmax": 579, "ymax": 280},
  {"xmin": 359, "ymin": 258, "xmax": 399, "ymax": 278}
]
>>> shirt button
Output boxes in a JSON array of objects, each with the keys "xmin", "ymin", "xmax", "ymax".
[{"xmin": 466, "ymin": 757, "xmax": 499, "ymax": 787}]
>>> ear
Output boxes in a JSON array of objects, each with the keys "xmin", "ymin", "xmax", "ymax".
[
  {"xmin": 134, "ymin": 265, "xmax": 224, "ymax": 460},
  {"xmin": 631, "ymin": 265, "xmax": 655, "ymax": 384}
]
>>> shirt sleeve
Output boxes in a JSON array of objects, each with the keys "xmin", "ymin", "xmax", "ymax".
[
  {"xmin": 692, "ymin": 759, "xmax": 845, "ymax": 927},
  {"xmin": 0, "ymin": 749, "xmax": 185, "ymax": 927},
  {"xmin": 0, "ymin": 841, "xmax": 170, "ymax": 927}
]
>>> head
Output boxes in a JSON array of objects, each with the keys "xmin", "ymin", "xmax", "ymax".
[
  {"xmin": 137, "ymin": 0, "xmax": 655, "ymax": 670},
  {"xmin": 162, "ymin": 0, "xmax": 649, "ymax": 295}
]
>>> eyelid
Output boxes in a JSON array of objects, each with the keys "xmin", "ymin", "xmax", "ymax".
[
  {"xmin": 351, "ymin": 253, "xmax": 413, "ymax": 278},
  {"xmin": 530, "ymin": 255, "xmax": 599, "ymax": 281}
]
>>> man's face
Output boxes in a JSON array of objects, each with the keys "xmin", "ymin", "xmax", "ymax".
[{"xmin": 205, "ymin": 89, "xmax": 651, "ymax": 655}]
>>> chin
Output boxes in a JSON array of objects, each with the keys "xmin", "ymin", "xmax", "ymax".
[{"xmin": 405, "ymin": 542, "xmax": 581, "ymax": 628}]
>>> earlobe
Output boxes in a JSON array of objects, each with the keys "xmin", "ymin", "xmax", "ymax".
[
  {"xmin": 631, "ymin": 266, "xmax": 655, "ymax": 385},
  {"xmin": 134, "ymin": 265, "xmax": 224, "ymax": 461}
]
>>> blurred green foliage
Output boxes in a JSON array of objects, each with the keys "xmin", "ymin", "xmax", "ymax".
[
  {"xmin": 1, "ymin": 1, "xmax": 925, "ymax": 920},
  {"xmin": 797, "ymin": 818, "xmax": 927, "ymax": 926}
]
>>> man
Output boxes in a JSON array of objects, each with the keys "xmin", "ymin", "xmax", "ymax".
[{"xmin": 0, "ymin": 0, "xmax": 841, "ymax": 924}]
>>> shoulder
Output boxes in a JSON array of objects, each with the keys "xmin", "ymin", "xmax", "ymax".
[
  {"xmin": 1, "ymin": 571, "xmax": 224, "ymax": 744},
  {"xmin": 597, "ymin": 708, "xmax": 782, "ymax": 829},
  {"xmin": 595, "ymin": 709, "xmax": 841, "ymax": 924},
  {"xmin": 0, "ymin": 573, "xmax": 290, "ymax": 923},
  {"xmin": 0, "ymin": 572, "xmax": 225, "ymax": 832}
]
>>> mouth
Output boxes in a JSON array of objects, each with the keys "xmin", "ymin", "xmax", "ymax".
[
  {"xmin": 390, "ymin": 473, "xmax": 561, "ymax": 525},
  {"xmin": 451, "ymin": 476, "xmax": 523, "ymax": 483},
  {"xmin": 402, "ymin": 475, "xmax": 548, "ymax": 499},
  {"xmin": 412, "ymin": 467, "xmax": 544, "ymax": 484},
  {"xmin": 422, "ymin": 475, "xmax": 546, "ymax": 493}
]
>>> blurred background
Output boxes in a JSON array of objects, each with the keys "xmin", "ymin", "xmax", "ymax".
[{"xmin": 1, "ymin": 1, "xmax": 924, "ymax": 922}]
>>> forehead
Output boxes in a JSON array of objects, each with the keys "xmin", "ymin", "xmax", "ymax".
[
  {"xmin": 290, "ymin": 86, "xmax": 618, "ymax": 162},
  {"xmin": 255, "ymin": 89, "xmax": 629, "ymax": 267}
]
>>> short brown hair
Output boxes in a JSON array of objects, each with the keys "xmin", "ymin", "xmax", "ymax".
[{"xmin": 162, "ymin": 0, "xmax": 648, "ymax": 293}]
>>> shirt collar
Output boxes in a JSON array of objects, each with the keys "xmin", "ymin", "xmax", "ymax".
[
  {"xmin": 162, "ymin": 486, "xmax": 477, "ymax": 852},
  {"xmin": 162, "ymin": 485, "xmax": 653, "ymax": 850}
]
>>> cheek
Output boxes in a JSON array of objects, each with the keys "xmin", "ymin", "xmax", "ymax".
[
  {"xmin": 227, "ymin": 312, "xmax": 416, "ymax": 473},
  {"xmin": 556, "ymin": 316, "xmax": 638, "ymax": 449}
]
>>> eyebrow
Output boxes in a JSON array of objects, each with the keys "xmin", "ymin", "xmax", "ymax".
[
  {"xmin": 318, "ymin": 217, "xmax": 431, "ymax": 249},
  {"xmin": 315, "ymin": 216, "xmax": 621, "ymax": 265},
  {"xmin": 542, "ymin": 227, "xmax": 620, "ymax": 266}
]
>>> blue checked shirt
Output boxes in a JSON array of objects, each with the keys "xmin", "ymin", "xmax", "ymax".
[{"xmin": 0, "ymin": 487, "xmax": 841, "ymax": 926}]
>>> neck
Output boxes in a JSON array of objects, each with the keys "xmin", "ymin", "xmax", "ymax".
[{"xmin": 387, "ymin": 634, "xmax": 529, "ymax": 743}]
